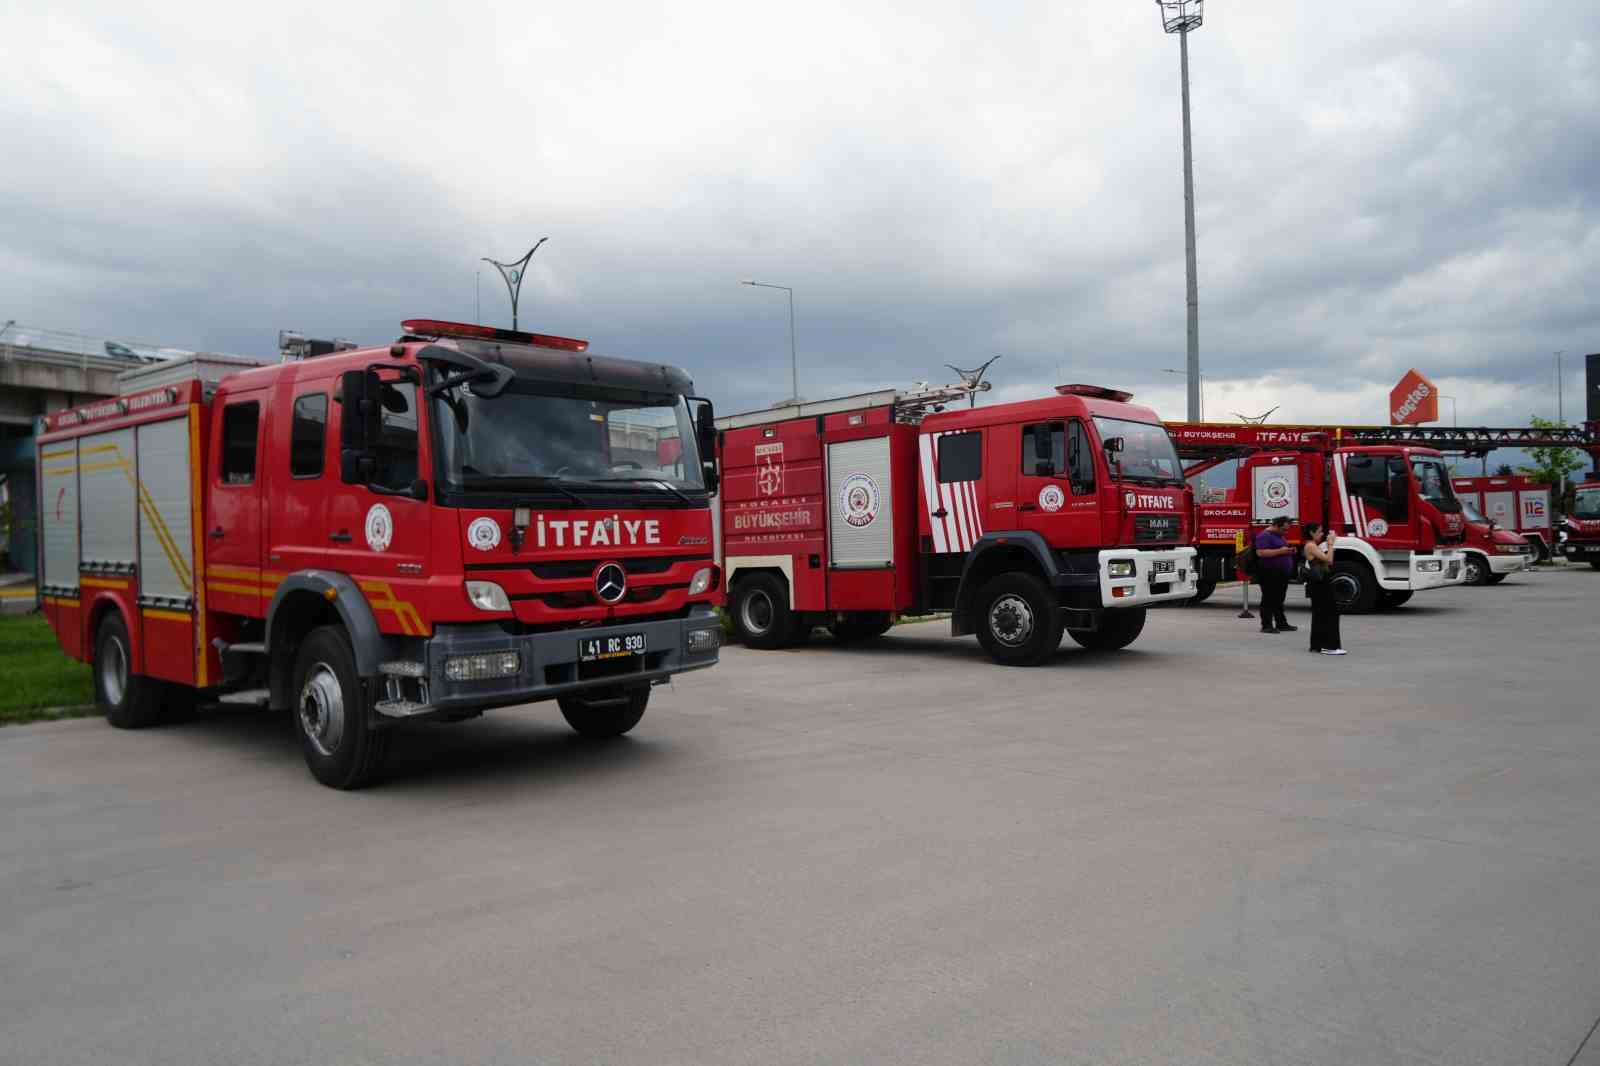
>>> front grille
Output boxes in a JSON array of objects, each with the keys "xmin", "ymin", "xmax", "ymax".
[
  {"xmin": 534, "ymin": 585, "xmax": 675, "ymax": 609},
  {"xmin": 1133, "ymin": 514, "xmax": 1181, "ymax": 542},
  {"xmin": 515, "ymin": 554, "xmax": 710, "ymax": 579}
]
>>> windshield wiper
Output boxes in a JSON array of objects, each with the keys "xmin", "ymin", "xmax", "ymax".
[
  {"xmin": 461, "ymin": 475, "xmax": 589, "ymax": 506},
  {"xmin": 589, "ymin": 477, "xmax": 697, "ymax": 504}
]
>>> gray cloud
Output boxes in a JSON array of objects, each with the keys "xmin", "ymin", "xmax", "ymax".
[{"xmin": 3, "ymin": 0, "xmax": 1597, "ymax": 429}]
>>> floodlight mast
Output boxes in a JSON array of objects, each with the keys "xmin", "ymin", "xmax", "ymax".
[{"xmin": 1155, "ymin": 0, "xmax": 1204, "ymax": 423}]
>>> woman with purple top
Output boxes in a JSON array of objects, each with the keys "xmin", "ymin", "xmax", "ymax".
[{"xmin": 1253, "ymin": 516, "xmax": 1298, "ymax": 635}]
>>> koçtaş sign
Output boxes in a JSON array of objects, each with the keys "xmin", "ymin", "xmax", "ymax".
[{"xmin": 1390, "ymin": 368, "xmax": 1439, "ymax": 426}]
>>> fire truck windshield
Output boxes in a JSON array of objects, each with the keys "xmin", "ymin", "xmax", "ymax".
[
  {"xmin": 1091, "ymin": 417, "xmax": 1184, "ymax": 484},
  {"xmin": 431, "ymin": 381, "xmax": 704, "ymax": 494},
  {"xmin": 1574, "ymin": 488, "xmax": 1600, "ymax": 518},
  {"xmin": 1409, "ymin": 457, "xmax": 1460, "ymax": 511}
]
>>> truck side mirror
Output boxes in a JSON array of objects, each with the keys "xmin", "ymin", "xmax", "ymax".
[
  {"xmin": 691, "ymin": 396, "xmax": 719, "ymax": 495},
  {"xmin": 338, "ymin": 369, "xmax": 381, "ymax": 485},
  {"xmin": 1103, "ymin": 436, "xmax": 1125, "ymax": 455}
]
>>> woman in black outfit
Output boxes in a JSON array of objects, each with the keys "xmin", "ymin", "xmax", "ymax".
[{"xmin": 1303, "ymin": 522, "xmax": 1345, "ymax": 655}]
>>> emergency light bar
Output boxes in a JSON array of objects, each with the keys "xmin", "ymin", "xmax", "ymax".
[
  {"xmin": 401, "ymin": 318, "xmax": 589, "ymax": 353},
  {"xmin": 1056, "ymin": 384, "xmax": 1134, "ymax": 402}
]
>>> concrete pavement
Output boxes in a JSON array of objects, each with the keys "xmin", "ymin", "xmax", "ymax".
[{"xmin": 3, "ymin": 568, "xmax": 1599, "ymax": 1065}]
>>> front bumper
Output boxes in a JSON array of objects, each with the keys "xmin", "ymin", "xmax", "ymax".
[
  {"xmin": 1488, "ymin": 550, "xmax": 1533, "ymax": 574},
  {"xmin": 1096, "ymin": 547, "xmax": 1199, "ymax": 608},
  {"xmin": 1564, "ymin": 541, "xmax": 1600, "ymax": 560},
  {"xmin": 1402, "ymin": 550, "xmax": 1466, "ymax": 592},
  {"xmin": 375, "ymin": 606, "xmax": 723, "ymax": 719}
]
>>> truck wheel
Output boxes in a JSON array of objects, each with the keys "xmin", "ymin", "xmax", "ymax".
[
  {"xmin": 558, "ymin": 685, "xmax": 649, "ymax": 738},
  {"xmin": 829, "ymin": 614, "xmax": 893, "ymax": 643},
  {"xmin": 1484, "ymin": 573, "xmax": 1508, "ymax": 584},
  {"xmin": 95, "ymin": 613, "xmax": 164, "ymax": 729},
  {"xmin": 1376, "ymin": 589, "xmax": 1413, "ymax": 609},
  {"xmin": 730, "ymin": 573, "xmax": 795, "ymax": 648},
  {"xmin": 1189, "ymin": 578, "xmax": 1216, "ymax": 605},
  {"xmin": 292, "ymin": 625, "xmax": 389, "ymax": 790},
  {"xmin": 1329, "ymin": 559, "xmax": 1378, "ymax": 613},
  {"xmin": 1591, "ymin": 560, "xmax": 1600, "ymax": 571},
  {"xmin": 974, "ymin": 572, "xmax": 1062, "ymax": 666},
  {"xmin": 1067, "ymin": 607, "xmax": 1147, "ymax": 651},
  {"xmin": 1462, "ymin": 554, "xmax": 1488, "ymax": 586}
]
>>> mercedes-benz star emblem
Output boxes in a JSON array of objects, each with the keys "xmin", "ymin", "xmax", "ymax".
[{"xmin": 594, "ymin": 563, "xmax": 627, "ymax": 604}]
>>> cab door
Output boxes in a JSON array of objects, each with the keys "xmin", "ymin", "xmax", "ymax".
[
  {"xmin": 206, "ymin": 392, "xmax": 267, "ymax": 617},
  {"xmin": 1338, "ymin": 451, "xmax": 1413, "ymax": 551},
  {"xmin": 266, "ymin": 378, "xmax": 335, "ymax": 586},
  {"xmin": 1017, "ymin": 418, "xmax": 1101, "ymax": 550},
  {"xmin": 323, "ymin": 372, "xmax": 433, "ymax": 637}
]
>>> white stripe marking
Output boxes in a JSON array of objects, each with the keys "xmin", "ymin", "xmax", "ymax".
[{"xmin": 919, "ymin": 433, "xmax": 947, "ymax": 553}]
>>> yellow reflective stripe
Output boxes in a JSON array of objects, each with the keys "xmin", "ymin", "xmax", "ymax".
[
  {"xmin": 188, "ymin": 405, "xmax": 208, "ymax": 688},
  {"xmin": 208, "ymin": 582, "xmax": 263, "ymax": 596},
  {"xmin": 141, "ymin": 608, "xmax": 193, "ymax": 623},
  {"xmin": 80, "ymin": 576, "xmax": 130, "ymax": 590}
]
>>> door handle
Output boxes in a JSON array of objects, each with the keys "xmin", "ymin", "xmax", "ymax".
[
  {"xmin": 209, "ymin": 527, "xmax": 225, "ymax": 539},
  {"xmin": 329, "ymin": 530, "xmax": 352, "ymax": 543},
  {"xmin": 932, "ymin": 508, "xmax": 948, "ymax": 518}
]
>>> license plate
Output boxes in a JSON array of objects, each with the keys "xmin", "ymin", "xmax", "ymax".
[
  {"xmin": 579, "ymin": 632, "xmax": 645, "ymax": 662},
  {"xmin": 1153, "ymin": 559, "xmax": 1176, "ymax": 574}
]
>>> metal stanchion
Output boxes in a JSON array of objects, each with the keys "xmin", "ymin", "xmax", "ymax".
[{"xmin": 1238, "ymin": 577, "xmax": 1253, "ymax": 619}]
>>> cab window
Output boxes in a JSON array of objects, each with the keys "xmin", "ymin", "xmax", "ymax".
[
  {"xmin": 220, "ymin": 402, "xmax": 259, "ymax": 485},
  {"xmin": 937, "ymin": 432, "xmax": 982, "ymax": 483},
  {"xmin": 1067, "ymin": 421, "xmax": 1096, "ymax": 495},
  {"xmin": 290, "ymin": 393, "xmax": 328, "ymax": 478},
  {"xmin": 372, "ymin": 382, "xmax": 420, "ymax": 491},
  {"xmin": 1021, "ymin": 422, "xmax": 1065, "ymax": 477}
]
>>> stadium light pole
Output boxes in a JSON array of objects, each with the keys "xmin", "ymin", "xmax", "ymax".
[
  {"xmin": 741, "ymin": 280, "xmax": 798, "ymax": 403},
  {"xmin": 1155, "ymin": 0, "xmax": 1204, "ymax": 422}
]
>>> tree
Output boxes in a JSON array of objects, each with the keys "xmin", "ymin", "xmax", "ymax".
[
  {"xmin": 1518, "ymin": 416, "xmax": 1585, "ymax": 507},
  {"xmin": 1493, "ymin": 464, "xmax": 1514, "ymax": 477}
]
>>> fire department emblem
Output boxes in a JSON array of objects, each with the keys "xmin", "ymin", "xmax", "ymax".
[
  {"xmin": 1038, "ymin": 485, "xmax": 1065, "ymax": 513},
  {"xmin": 1263, "ymin": 477, "xmax": 1291, "ymax": 508},
  {"xmin": 364, "ymin": 503, "xmax": 394, "ymax": 553},
  {"xmin": 838, "ymin": 472, "xmax": 880, "ymax": 529},
  {"xmin": 467, "ymin": 516, "xmax": 502, "ymax": 552},
  {"xmin": 1367, "ymin": 518, "xmax": 1390, "ymax": 537},
  {"xmin": 755, "ymin": 442, "xmax": 784, "ymax": 497},
  {"xmin": 1124, "ymin": 491, "xmax": 1138, "ymax": 508}
]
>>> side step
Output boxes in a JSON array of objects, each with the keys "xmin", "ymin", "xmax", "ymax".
[
  {"xmin": 217, "ymin": 688, "xmax": 270, "ymax": 709},
  {"xmin": 375, "ymin": 698, "xmax": 434, "ymax": 718}
]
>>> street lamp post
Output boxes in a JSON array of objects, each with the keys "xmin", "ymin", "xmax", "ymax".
[
  {"xmin": 741, "ymin": 280, "xmax": 798, "ymax": 403},
  {"xmin": 1160, "ymin": 367, "xmax": 1205, "ymax": 420},
  {"xmin": 1155, "ymin": 0, "xmax": 1205, "ymax": 422}
]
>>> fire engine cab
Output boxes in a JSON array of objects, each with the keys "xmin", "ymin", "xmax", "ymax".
[
  {"xmin": 1170, "ymin": 423, "xmax": 1468, "ymax": 611},
  {"xmin": 716, "ymin": 380, "xmax": 1198, "ymax": 666},
  {"xmin": 1565, "ymin": 479, "xmax": 1600, "ymax": 568},
  {"xmin": 35, "ymin": 319, "xmax": 724, "ymax": 788}
]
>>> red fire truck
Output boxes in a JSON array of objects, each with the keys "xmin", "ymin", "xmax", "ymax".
[
  {"xmin": 1170, "ymin": 423, "xmax": 1468, "ymax": 611},
  {"xmin": 1564, "ymin": 479, "xmax": 1600, "ymax": 567},
  {"xmin": 35, "ymin": 319, "xmax": 724, "ymax": 788},
  {"xmin": 715, "ymin": 381, "xmax": 1198, "ymax": 666},
  {"xmin": 1451, "ymin": 474, "xmax": 1552, "ymax": 562},
  {"xmin": 1175, "ymin": 421, "xmax": 1600, "ymax": 606}
]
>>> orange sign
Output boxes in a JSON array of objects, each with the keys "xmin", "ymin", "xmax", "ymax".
[{"xmin": 1389, "ymin": 368, "xmax": 1438, "ymax": 425}]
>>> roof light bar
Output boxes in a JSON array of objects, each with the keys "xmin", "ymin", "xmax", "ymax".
[
  {"xmin": 1056, "ymin": 384, "xmax": 1134, "ymax": 402},
  {"xmin": 400, "ymin": 318, "xmax": 589, "ymax": 353}
]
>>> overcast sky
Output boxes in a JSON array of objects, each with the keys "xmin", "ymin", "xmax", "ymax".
[{"xmin": 4, "ymin": 0, "xmax": 1598, "ymax": 428}]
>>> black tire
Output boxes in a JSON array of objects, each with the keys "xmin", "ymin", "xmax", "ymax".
[
  {"xmin": 1376, "ymin": 589, "xmax": 1413, "ymax": 609},
  {"xmin": 291, "ymin": 625, "xmax": 388, "ymax": 790},
  {"xmin": 1531, "ymin": 539, "xmax": 1551, "ymax": 564},
  {"xmin": 1189, "ymin": 578, "xmax": 1216, "ymax": 605},
  {"xmin": 1067, "ymin": 607, "xmax": 1148, "ymax": 651},
  {"xmin": 1329, "ymin": 558, "xmax": 1378, "ymax": 613},
  {"xmin": 974, "ymin": 572, "xmax": 1062, "ymax": 666},
  {"xmin": 95, "ymin": 612, "xmax": 164, "ymax": 729},
  {"xmin": 1484, "ymin": 572, "xmax": 1508, "ymax": 584},
  {"xmin": 730, "ymin": 573, "xmax": 796, "ymax": 649},
  {"xmin": 558, "ymin": 685, "xmax": 649, "ymax": 738},
  {"xmin": 1462, "ymin": 554, "xmax": 1489, "ymax": 586},
  {"xmin": 1590, "ymin": 560, "xmax": 1600, "ymax": 571},
  {"xmin": 829, "ymin": 613, "xmax": 893, "ymax": 643}
]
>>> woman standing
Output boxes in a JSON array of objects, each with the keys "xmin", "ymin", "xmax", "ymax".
[{"xmin": 1303, "ymin": 522, "xmax": 1345, "ymax": 655}]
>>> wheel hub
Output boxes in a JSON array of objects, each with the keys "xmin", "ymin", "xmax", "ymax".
[
  {"xmin": 298, "ymin": 663, "xmax": 346, "ymax": 757},
  {"xmin": 742, "ymin": 590, "xmax": 774, "ymax": 633},
  {"xmin": 988, "ymin": 593, "xmax": 1035, "ymax": 647},
  {"xmin": 1330, "ymin": 573, "xmax": 1360, "ymax": 609},
  {"xmin": 101, "ymin": 636, "xmax": 127, "ymax": 706}
]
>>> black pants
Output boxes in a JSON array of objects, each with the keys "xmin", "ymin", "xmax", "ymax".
[
  {"xmin": 1257, "ymin": 573, "xmax": 1290, "ymax": 630},
  {"xmin": 1308, "ymin": 579, "xmax": 1341, "ymax": 650}
]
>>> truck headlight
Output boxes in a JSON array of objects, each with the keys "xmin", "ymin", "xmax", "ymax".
[
  {"xmin": 1417, "ymin": 559, "xmax": 1443, "ymax": 573},
  {"xmin": 687, "ymin": 627, "xmax": 721, "ymax": 654},
  {"xmin": 1108, "ymin": 560, "xmax": 1136, "ymax": 578},
  {"xmin": 465, "ymin": 580, "xmax": 511, "ymax": 612},
  {"xmin": 688, "ymin": 566, "xmax": 715, "ymax": 596},
  {"xmin": 444, "ymin": 652, "xmax": 521, "ymax": 682}
]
